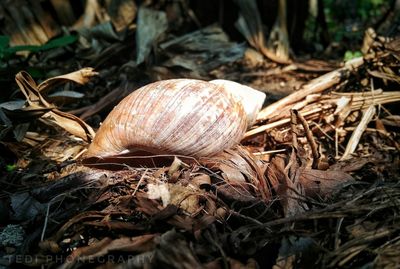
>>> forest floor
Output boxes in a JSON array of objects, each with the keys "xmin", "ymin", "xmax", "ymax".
[{"xmin": 0, "ymin": 2, "xmax": 400, "ymax": 269}]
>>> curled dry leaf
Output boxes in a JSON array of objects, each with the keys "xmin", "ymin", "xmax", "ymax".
[
  {"xmin": 13, "ymin": 70, "xmax": 96, "ymax": 142},
  {"xmin": 37, "ymin": 67, "xmax": 99, "ymax": 93},
  {"xmin": 147, "ymin": 183, "xmax": 203, "ymax": 215},
  {"xmin": 234, "ymin": 0, "xmax": 291, "ymax": 64},
  {"xmin": 219, "ymin": 163, "xmax": 247, "ymax": 182},
  {"xmin": 147, "ymin": 183, "xmax": 170, "ymax": 207},
  {"xmin": 72, "ymin": 0, "xmax": 103, "ymax": 29},
  {"xmin": 168, "ymin": 156, "xmax": 184, "ymax": 176},
  {"xmin": 169, "ymin": 184, "xmax": 203, "ymax": 215},
  {"xmin": 201, "ymin": 145, "xmax": 271, "ymax": 201},
  {"xmin": 191, "ymin": 174, "xmax": 211, "ymax": 188}
]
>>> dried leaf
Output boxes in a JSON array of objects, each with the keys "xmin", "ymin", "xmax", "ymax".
[
  {"xmin": 152, "ymin": 230, "xmax": 202, "ymax": 268},
  {"xmin": 88, "ymin": 21, "xmax": 124, "ymax": 40},
  {"xmin": 10, "ymin": 192, "xmax": 45, "ymax": 221},
  {"xmin": 375, "ymin": 118, "xmax": 389, "ymax": 136},
  {"xmin": 216, "ymin": 182, "xmax": 257, "ymax": 203},
  {"xmin": 106, "ymin": 0, "xmax": 137, "ymax": 32},
  {"xmin": 12, "ymin": 123, "xmax": 30, "ymax": 141},
  {"xmin": 329, "ymin": 158, "xmax": 371, "ymax": 172},
  {"xmin": 13, "ymin": 70, "xmax": 96, "ymax": 142},
  {"xmin": 41, "ymin": 109, "xmax": 95, "ymax": 142},
  {"xmin": 60, "ymin": 235, "xmax": 158, "ymax": 269},
  {"xmin": 368, "ymin": 70, "xmax": 400, "ymax": 83},
  {"xmin": 147, "ymin": 183, "xmax": 170, "ymax": 207},
  {"xmin": 37, "ymin": 68, "xmax": 98, "ymax": 93},
  {"xmin": 52, "ymin": 211, "xmax": 110, "ymax": 242},
  {"xmin": 169, "ymin": 184, "xmax": 202, "ymax": 215},
  {"xmin": 267, "ymin": 154, "xmax": 307, "ymax": 216},
  {"xmin": 201, "ymin": 146, "xmax": 271, "ymax": 200},
  {"xmin": 48, "ymin": 91, "xmax": 85, "ymax": 104},
  {"xmin": 72, "ymin": 0, "xmax": 101, "ymax": 29},
  {"xmin": 234, "ymin": 0, "xmax": 290, "ymax": 64},
  {"xmin": 136, "ymin": 7, "xmax": 168, "ymax": 65},
  {"xmin": 0, "ymin": 100, "xmax": 25, "ymax": 111},
  {"xmin": 299, "ymin": 169, "xmax": 355, "ymax": 197},
  {"xmin": 191, "ymin": 174, "xmax": 211, "ymax": 188},
  {"xmin": 168, "ymin": 156, "xmax": 183, "ymax": 176},
  {"xmin": 220, "ymin": 163, "xmax": 246, "ymax": 182},
  {"xmin": 160, "ymin": 25, "xmax": 246, "ymax": 76}
]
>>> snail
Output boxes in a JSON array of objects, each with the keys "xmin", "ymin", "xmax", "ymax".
[
  {"xmin": 209, "ymin": 79, "xmax": 266, "ymax": 127},
  {"xmin": 84, "ymin": 79, "xmax": 265, "ymax": 161}
]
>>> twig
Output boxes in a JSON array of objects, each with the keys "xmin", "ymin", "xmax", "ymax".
[
  {"xmin": 246, "ymin": 90, "xmax": 400, "ymax": 139},
  {"xmin": 294, "ymin": 110, "xmax": 321, "ymax": 169},
  {"xmin": 245, "ymin": 107, "xmax": 325, "ymax": 139},
  {"xmin": 341, "ymin": 105, "xmax": 376, "ymax": 160},
  {"xmin": 132, "ymin": 169, "xmax": 148, "ymax": 197},
  {"xmin": 334, "ymin": 217, "xmax": 344, "ymax": 250},
  {"xmin": 41, "ymin": 203, "xmax": 51, "ymax": 241},
  {"xmin": 252, "ymin": 149, "xmax": 287, "ymax": 156},
  {"xmin": 290, "ymin": 109, "xmax": 299, "ymax": 152},
  {"xmin": 256, "ymin": 57, "xmax": 364, "ymax": 121}
]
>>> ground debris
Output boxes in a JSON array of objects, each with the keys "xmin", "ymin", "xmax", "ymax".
[{"xmin": 0, "ymin": 9, "xmax": 399, "ymax": 269}]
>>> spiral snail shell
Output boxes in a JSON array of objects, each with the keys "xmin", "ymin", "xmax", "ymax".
[
  {"xmin": 209, "ymin": 79, "xmax": 266, "ymax": 127},
  {"xmin": 84, "ymin": 79, "xmax": 265, "ymax": 160}
]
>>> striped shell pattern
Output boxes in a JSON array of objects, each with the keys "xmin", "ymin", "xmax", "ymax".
[{"xmin": 84, "ymin": 79, "xmax": 252, "ymax": 159}]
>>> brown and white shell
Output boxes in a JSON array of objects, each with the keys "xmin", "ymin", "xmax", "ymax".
[
  {"xmin": 84, "ymin": 79, "xmax": 249, "ymax": 159},
  {"xmin": 210, "ymin": 79, "xmax": 266, "ymax": 127}
]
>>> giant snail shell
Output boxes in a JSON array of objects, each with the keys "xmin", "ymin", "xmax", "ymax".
[{"xmin": 84, "ymin": 79, "xmax": 266, "ymax": 161}]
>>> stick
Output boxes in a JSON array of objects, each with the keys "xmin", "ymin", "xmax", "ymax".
[
  {"xmin": 294, "ymin": 110, "xmax": 320, "ymax": 169},
  {"xmin": 340, "ymin": 105, "xmax": 376, "ymax": 160},
  {"xmin": 256, "ymin": 57, "xmax": 364, "ymax": 121},
  {"xmin": 245, "ymin": 91, "xmax": 400, "ymax": 139}
]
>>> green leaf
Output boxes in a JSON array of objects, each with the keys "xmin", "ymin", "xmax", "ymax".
[
  {"xmin": 6, "ymin": 35, "xmax": 77, "ymax": 54},
  {"xmin": 26, "ymin": 67, "xmax": 46, "ymax": 78},
  {"xmin": 371, "ymin": 0, "xmax": 384, "ymax": 6},
  {"xmin": 344, "ymin": 50, "xmax": 362, "ymax": 61},
  {"xmin": 0, "ymin": 35, "xmax": 10, "ymax": 49},
  {"xmin": 6, "ymin": 45, "xmax": 41, "ymax": 54},
  {"xmin": 6, "ymin": 163, "xmax": 17, "ymax": 172},
  {"xmin": 40, "ymin": 35, "xmax": 78, "ymax": 50},
  {"xmin": 353, "ymin": 51, "xmax": 363, "ymax": 58}
]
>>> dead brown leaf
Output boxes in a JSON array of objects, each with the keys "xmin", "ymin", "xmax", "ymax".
[
  {"xmin": 37, "ymin": 68, "xmax": 99, "ymax": 93},
  {"xmin": 299, "ymin": 169, "xmax": 355, "ymax": 197},
  {"xmin": 14, "ymin": 70, "xmax": 96, "ymax": 142},
  {"xmin": 59, "ymin": 234, "xmax": 158, "ymax": 269}
]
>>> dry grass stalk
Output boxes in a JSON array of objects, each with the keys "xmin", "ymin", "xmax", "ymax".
[
  {"xmin": 340, "ymin": 105, "xmax": 376, "ymax": 160},
  {"xmin": 255, "ymin": 57, "xmax": 364, "ymax": 122},
  {"xmin": 245, "ymin": 90, "xmax": 400, "ymax": 139}
]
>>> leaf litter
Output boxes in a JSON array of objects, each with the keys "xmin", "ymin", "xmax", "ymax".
[{"xmin": 0, "ymin": 4, "xmax": 399, "ymax": 269}]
